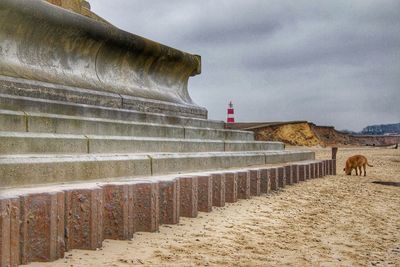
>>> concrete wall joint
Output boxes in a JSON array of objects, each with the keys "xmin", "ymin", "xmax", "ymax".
[
  {"xmin": 84, "ymin": 135, "xmax": 90, "ymax": 153},
  {"xmin": 147, "ymin": 155, "xmax": 154, "ymax": 176},
  {"xmin": 22, "ymin": 111, "xmax": 29, "ymax": 132}
]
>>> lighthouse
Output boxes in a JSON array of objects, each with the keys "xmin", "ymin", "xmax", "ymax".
[{"xmin": 227, "ymin": 101, "xmax": 235, "ymax": 123}]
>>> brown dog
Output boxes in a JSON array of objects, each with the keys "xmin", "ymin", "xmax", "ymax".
[{"xmin": 343, "ymin": 155, "xmax": 373, "ymax": 176}]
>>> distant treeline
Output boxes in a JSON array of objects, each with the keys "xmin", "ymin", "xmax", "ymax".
[{"xmin": 361, "ymin": 123, "xmax": 400, "ymax": 135}]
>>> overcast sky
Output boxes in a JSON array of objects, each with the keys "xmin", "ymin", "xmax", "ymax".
[{"xmin": 90, "ymin": 0, "xmax": 399, "ymax": 131}]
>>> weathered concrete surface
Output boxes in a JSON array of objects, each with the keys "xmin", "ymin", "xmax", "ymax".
[
  {"xmin": 326, "ymin": 160, "xmax": 331, "ymax": 175},
  {"xmin": 284, "ymin": 165, "xmax": 293, "ymax": 185},
  {"xmin": 197, "ymin": 175, "xmax": 213, "ymax": 212},
  {"xmin": 306, "ymin": 164, "xmax": 311, "ymax": 180},
  {"xmin": 0, "ymin": 154, "xmax": 151, "ymax": 188},
  {"xmin": 0, "ymin": 198, "xmax": 9, "ymax": 267},
  {"xmin": 150, "ymin": 152, "xmax": 266, "ymax": 175},
  {"xmin": 0, "ymin": 77, "xmax": 207, "ymax": 119},
  {"xmin": 298, "ymin": 164, "xmax": 306, "ymax": 182},
  {"xmin": 264, "ymin": 150, "xmax": 315, "ymax": 164},
  {"xmin": 0, "ymin": 0, "xmax": 205, "ymax": 117},
  {"xmin": 0, "ymin": 151, "xmax": 316, "ymax": 188},
  {"xmin": 277, "ymin": 167, "xmax": 286, "ymax": 188},
  {"xmin": 0, "ymin": 132, "xmax": 88, "ymax": 155},
  {"xmin": 291, "ymin": 165, "xmax": 299, "ymax": 184},
  {"xmin": 88, "ymin": 136, "xmax": 223, "ymax": 154},
  {"xmin": 237, "ymin": 171, "xmax": 251, "ymax": 199},
  {"xmin": 224, "ymin": 172, "xmax": 238, "ymax": 203},
  {"xmin": 0, "ymin": 92, "xmax": 222, "ymax": 128},
  {"xmin": 0, "ymin": 110, "xmax": 26, "ymax": 132},
  {"xmin": 20, "ymin": 192, "xmax": 65, "ymax": 264},
  {"xmin": 0, "ymin": 131, "xmax": 288, "ymax": 155},
  {"xmin": 179, "ymin": 177, "xmax": 198, "ymax": 218},
  {"xmin": 310, "ymin": 163, "xmax": 315, "ymax": 179},
  {"xmin": 158, "ymin": 179, "xmax": 180, "ymax": 225},
  {"xmin": 314, "ymin": 162, "xmax": 319, "ymax": 178},
  {"xmin": 185, "ymin": 127, "xmax": 254, "ymax": 141},
  {"xmin": 249, "ymin": 170, "xmax": 261, "ymax": 196},
  {"xmin": 225, "ymin": 141, "xmax": 283, "ymax": 151},
  {"xmin": 26, "ymin": 112, "xmax": 185, "ymax": 138},
  {"xmin": 0, "ymin": 197, "xmax": 19, "ymax": 267},
  {"xmin": 269, "ymin": 168, "xmax": 278, "ymax": 191},
  {"xmin": 130, "ymin": 181, "xmax": 159, "ymax": 233},
  {"xmin": 318, "ymin": 162, "xmax": 323, "ymax": 178},
  {"xmin": 259, "ymin": 168, "xmax": 271, "ymax": 194},
  {"xmin": 102, "ymin": 184, "xmax": 130, "ymax": 240},
  {"xmin": 211, "ymin": 173, "xmax": 225, "ymax": 207},
  {"xmin": 89, "ymin": 138, "xmax": 283, "ymax": 154},
  {"xmin": 324, "ymin": 160, "xmax": 329, "ymax": 176},
  {"xmin": 332, "ymin": 160, "xmax": 337, "ymax": 175},
  {"xmin": 0, "ymin": 109, "xmax": 257, "ymax": 142},
  {"xmin": 64, "ymin": 188, "xmax": 103, "ymax": 251}
]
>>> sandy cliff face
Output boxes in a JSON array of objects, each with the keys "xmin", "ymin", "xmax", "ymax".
[
  {"xmin": 311, "ymin": 125, "xmax": 351, "ymax": 146},
  {"xmin": 253, "ymin": 122, "xmax": 322, "ymax": 147},
  {"xmin": 231, "ymin": 122, "xmax": 399, "ymax": 147}
]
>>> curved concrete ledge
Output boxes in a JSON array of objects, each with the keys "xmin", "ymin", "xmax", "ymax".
[
  {"xmin": 0, "ymin": 76, "xmax": 208, "ymax": 119},
  {"xmin": 0, "ymin": 0, "xmax": 201, "ymax": 107}
]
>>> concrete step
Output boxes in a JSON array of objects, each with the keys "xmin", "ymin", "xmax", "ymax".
[
  {"xmin": 0, "ymin": 159, "xmax": 334, "ymax": 266},
  {"xmin": 0, "ymin": 93, "xmax": 225, "ymax": 129},
  {"xmin": 0, "ymin": 74, "xmax": 208, "ymax": 119},
  {"xmin": 0, "ymin": 150, "xmax": 314, "ymax": 188},
  {"xmin": 0, "ymin": 132, "xmax": 284, "ymax": 154},
  {"xmin": 0, "ymin": 109, "xmax": 254, "ymax": 141}
]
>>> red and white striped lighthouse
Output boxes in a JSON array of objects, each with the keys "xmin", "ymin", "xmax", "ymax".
[{"xmin": 227, "ymin": 101, "xmax": 235, "ymax": 123}]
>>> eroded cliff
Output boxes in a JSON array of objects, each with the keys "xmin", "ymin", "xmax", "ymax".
[{"xmin": 230, "ymin": 122, "xmax": 399, "ymax": 147}]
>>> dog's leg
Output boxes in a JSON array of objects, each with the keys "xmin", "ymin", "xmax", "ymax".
[
  {"xmin": 355, "ymin": 168, "xmax": 358, "ymax": 176},
  {"xmin": 363, "ymin": 164, "xmax": 366, "ymax": 176}
]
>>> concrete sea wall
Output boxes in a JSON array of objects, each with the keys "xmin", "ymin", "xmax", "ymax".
[{"xmin": 0, "ymin": 160, "xmax": 336, "ymax": 266}]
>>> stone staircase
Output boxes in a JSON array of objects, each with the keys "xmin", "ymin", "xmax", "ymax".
[
  {"xmin": 0, "ymin": 88, "xmax": 315, "ymax": 189},
  {"xmin": 0, "ymin": 89, "xmax": 335, "ymax": 267}
]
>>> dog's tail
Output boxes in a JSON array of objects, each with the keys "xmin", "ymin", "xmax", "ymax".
[{"xmin": 367, "ymin": 161, "xmax": 373, "ymax": 167}]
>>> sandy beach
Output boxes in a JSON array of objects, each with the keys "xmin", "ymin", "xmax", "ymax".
[{"xmin": 27, "ymin": 147, "xmax": 400, "ymax": 267}]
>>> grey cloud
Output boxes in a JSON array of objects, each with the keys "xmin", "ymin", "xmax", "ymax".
[{"xmin": 91, "ymin": 0, "xmax": 400, "ymax": 131}]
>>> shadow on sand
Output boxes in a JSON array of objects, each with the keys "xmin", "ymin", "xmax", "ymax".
[{"xmin": 372, "ymin": 181, "xmax": 400, "ymax": 187}]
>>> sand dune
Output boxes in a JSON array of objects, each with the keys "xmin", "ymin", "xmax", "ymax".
[{"xmin": 27, "ymin": 147, "xmax": 400, "ymax": 267}]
